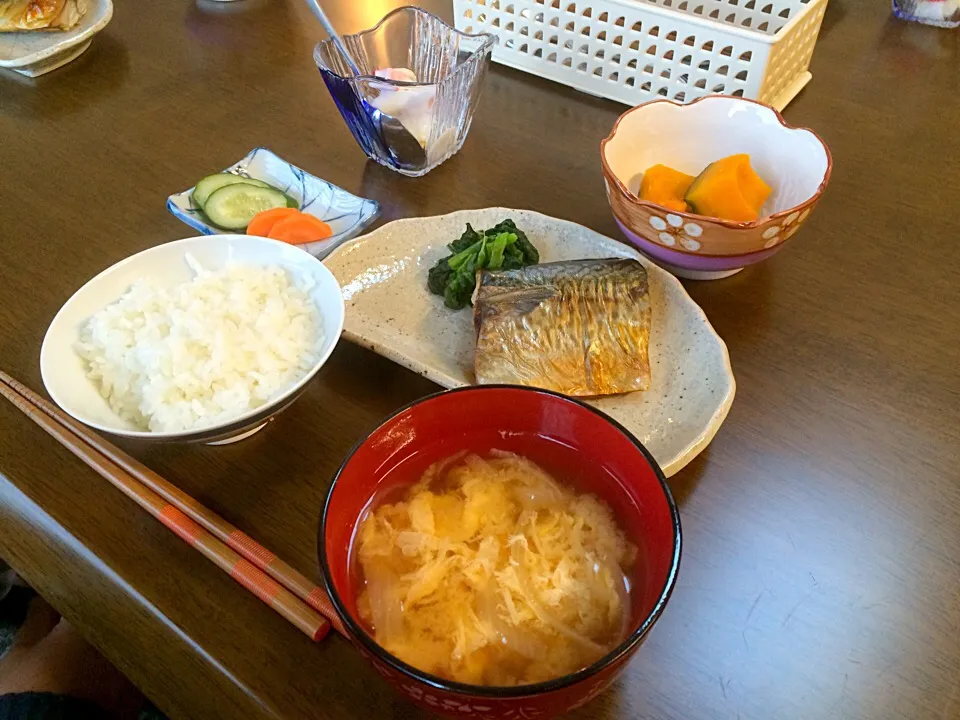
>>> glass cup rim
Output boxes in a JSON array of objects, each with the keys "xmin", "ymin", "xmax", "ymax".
[{"xmin": 312, "ymin": 5, "xmax": 498, "ymax": 88}]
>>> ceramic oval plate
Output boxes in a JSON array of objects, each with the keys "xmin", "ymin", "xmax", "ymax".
[{"xmin": 325, "ymin": 208, "xmax": 735, "ymax": 476}]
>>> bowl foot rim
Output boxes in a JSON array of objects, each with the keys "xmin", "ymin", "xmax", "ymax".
[{"xmin": 205, "ymin": 421, "xmax": 270, "ymax": 445}]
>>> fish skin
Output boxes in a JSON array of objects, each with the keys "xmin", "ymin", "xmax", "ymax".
[{"xmin": 474, "ymin": 259, "xmax": 651, "ymax": 397}]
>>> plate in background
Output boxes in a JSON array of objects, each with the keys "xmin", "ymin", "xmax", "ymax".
[
  {"xmin": 0, "ymin": 0, "xmax": 113, "ymax": 77},
  {"xmin": 324, "ymin": 207, "xmax": 736, "ymax": 477}
]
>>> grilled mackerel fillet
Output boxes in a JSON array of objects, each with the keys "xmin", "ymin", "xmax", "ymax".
[{"xmin": 474, "ymin": 259, "xmax": 651, "ymax": 397}]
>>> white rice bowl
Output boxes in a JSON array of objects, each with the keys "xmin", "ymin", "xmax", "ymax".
[
  {"xmin": 40, "ymin": 234, "xmax": 345, "ymax": 441},
  {"xmin": 75, "ymin": 256, "xmax": 323, "ymax": 433}
]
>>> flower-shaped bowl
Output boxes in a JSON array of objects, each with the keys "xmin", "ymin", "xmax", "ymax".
[{"xmin": 601, "ymin": 95, "xmax": 832, "ymax": 279}]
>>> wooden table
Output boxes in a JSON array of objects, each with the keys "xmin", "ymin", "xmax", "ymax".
[{"xmin": 1, "ymin": 1, "xmax": 958, "ymax": 718}]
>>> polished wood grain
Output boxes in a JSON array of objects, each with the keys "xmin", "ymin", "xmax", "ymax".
[{"xmin": 1, "ymin": 2, "xmax": 958, "ymax": 719}]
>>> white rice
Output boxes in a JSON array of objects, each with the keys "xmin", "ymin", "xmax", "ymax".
[{"xmin": 75, "ymin": 257, "xmax": 324, "ymax": 433}]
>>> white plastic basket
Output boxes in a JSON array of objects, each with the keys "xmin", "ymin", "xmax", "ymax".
[{"xmin": 453, "ymin": 0, "xmax": 827, "ymax": 110}]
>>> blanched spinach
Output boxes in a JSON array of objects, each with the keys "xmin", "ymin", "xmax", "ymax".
[{"xmin": 427, "ymin": 220, "xmax": 539, "ymax": 310}]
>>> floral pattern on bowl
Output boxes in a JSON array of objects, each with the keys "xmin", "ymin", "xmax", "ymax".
[
  {"xmin": 605, "ymin": 181, "xmax": 824, "ymax": 260},
  {"xmin": 601, "ymin": 96, "xmax": 832, "ymax": 278},
  {"xmin": 166, "ymin": 147, "xmax": 380, "ymax": 258},
  {"xmin": 760, "ymin": 208, "xmax": 811, "ymax": 248},
  {"xmin": 648, "ymin": 213, "xmax": 705, "ymax": 252}
]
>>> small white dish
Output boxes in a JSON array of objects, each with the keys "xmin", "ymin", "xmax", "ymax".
[
  {"xmin": 0, "ymin": 0, "xmax": 113, "ymax": 77},
  {"xmin": 41, "ymin": 235, "xmax": 345, "ymax": 444},
  {"xmin": 324, "ymin": 208, "xmax": 736, "ymax": 477},
  {"xmin": 166, "ymin": 147, "xmax": 380, "ymax": 259}
]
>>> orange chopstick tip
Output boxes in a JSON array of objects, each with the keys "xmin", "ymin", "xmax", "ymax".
[{"xmin": 312, "ymin": 622, "xmax": 331, "ymax": 642}]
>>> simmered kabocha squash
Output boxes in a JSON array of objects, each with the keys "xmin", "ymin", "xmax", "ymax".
[
  {"xmin": 684, "ymin": 154, "xmax": 772, "ymax": 222},
  {"xmin": 638, "ymin": 164, "xmax": 695, "ymax": 213}
]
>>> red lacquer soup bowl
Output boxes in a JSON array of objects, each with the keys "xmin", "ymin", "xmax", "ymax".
[{"xmin": 318, "ymin": 385, "xmax": 681, "ymax": 719}]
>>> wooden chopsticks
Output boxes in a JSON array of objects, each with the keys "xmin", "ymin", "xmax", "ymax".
[{"xmin": 0, "ymin": 370, "xmax": 344, "ymax": 641}]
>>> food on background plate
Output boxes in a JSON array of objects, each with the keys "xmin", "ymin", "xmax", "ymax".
[
  {"xmin": 355, "ymin": 450, "xmax": 636, "ymax": 686},
  {"xmin": 427, "ymin": 220, "xmax": 539, "ymax": 310},
  {"xmin": 474, "ymin": 259, "xmax": 651, "ymax": 397},
  {"xmin": 75, "ymin": 256, "xmax": 323, "ymax": 433},
  {"xmin": 637, "ymin": 154, "xmax": 772, "ymax": 222},
  {"xmin": 638, "ymin": 164, "xmax": 694, "ymax": 213},
  {"xmin": 247, "ymin": 208, "xmax": 333, "ymax": 246},
  {"xmin": 0, "ymin": 0, "xmax": 86, "ymax": 31}
]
